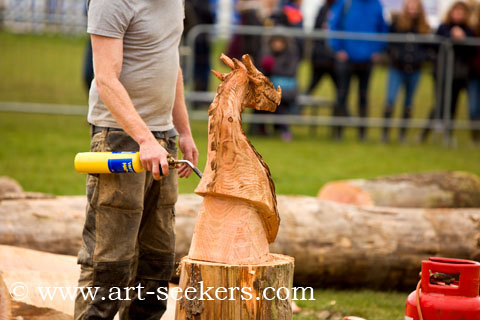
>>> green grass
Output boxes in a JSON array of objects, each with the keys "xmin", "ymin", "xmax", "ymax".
[
  {"xmin": 0, "ymin": 31, "xmax": 88, "ymax": 105},
  {"xmin": 1, "ymin": 112, "xmax": 479, "ymax": 196},
  {"xmin": 0, "ymin": 30, "xmax": 478, "ymax": 319},
  {"xmin": 294, "ymin": 289, "xmax": 406, "ymax": 320},
  {"xmin": 1, "ymin": 30, "xmax": 479, "ymax": 196}
]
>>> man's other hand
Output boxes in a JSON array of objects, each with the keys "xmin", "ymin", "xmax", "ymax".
[
  {"xmin": 139, "ymin": 137, "xmax": 170, "ymax": 180},
  {"xmin": 178, "ymin": 134, "xmax": 199, "ymax": 178}
]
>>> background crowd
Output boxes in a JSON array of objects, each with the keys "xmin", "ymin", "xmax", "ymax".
[{"xmin": 185, "ymin": 0, "xmax": 480, "ymax": 144}]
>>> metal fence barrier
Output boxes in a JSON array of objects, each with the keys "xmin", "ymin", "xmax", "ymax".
[
  {"xmin": 184, "ymin": 24, "xmax": 480, "ymax": 142},
  {"xmin": 1, "ymin": 17, "xmax": 480, "ymax": 144},
  {"xmin": 1, "ymin": 0, "xmax": 86, "ymax": 33}
]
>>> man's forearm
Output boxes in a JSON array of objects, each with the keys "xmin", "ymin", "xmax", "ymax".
[
  {"xmin": 171, "ymin": 67, "xmax": 199, "ymax": 176},
  {"xmin": 172, "ymin": 68, "xmax": 192, "ymax": 136},
  {"xmin": 96, "ymin": 76, "xmax": 155, "ymax": 144}
]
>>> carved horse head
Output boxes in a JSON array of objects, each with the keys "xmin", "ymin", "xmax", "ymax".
[{"xmin": 211, "ymin": 54, "xmax": 282, "ymax": 112}]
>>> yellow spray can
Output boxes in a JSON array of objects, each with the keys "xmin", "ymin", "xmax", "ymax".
[{"xmin": 74, "ymin": 152, "xmax": 144, "ymax": 174}]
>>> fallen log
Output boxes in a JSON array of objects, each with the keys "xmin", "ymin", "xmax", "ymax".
[
  {"xmin": 0, "ymin": 196, "xmax": 85, "ymax": 255},
  {"xmin": 0, "ymin": 274, "xmax": 11, "ymax": 320},
  {"xmin": 318, "ymin": 171, "xmax": 480, "ymax": 208},
  {"xmin": 1, "ymin": 195, "xmax": 480, "ymax": 289},
  {"xmin": 0, "ymin": 245, "xmax": 179, "ymax": 320},
  {"xmin": 0, "ymin": 176, "xmax": 55, "ymax": 201},
  {"xmin": 0, "ymin": 245, "xmax": 79, "ymax": 318}
]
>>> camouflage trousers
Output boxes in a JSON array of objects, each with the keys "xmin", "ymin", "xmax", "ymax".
[{"xmin": 74, "ymin": 127, "xmax": 178, "ymax": 320}]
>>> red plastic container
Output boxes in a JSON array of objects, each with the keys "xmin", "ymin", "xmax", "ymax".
[{"xmin": 405, "ymin": 257, "xmax": 480, "ymax": 320}]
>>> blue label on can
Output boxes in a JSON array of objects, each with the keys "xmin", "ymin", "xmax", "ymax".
[{"xmin": 108, "ymin": 158, "xmax": 136, "ymax": 173}]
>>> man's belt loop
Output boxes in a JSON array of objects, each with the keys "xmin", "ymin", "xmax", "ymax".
[{"xmin": 91, "ymin": 125, "xmax": 178, "ymax": 139}]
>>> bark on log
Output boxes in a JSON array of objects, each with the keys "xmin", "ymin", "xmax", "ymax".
[
  {"xmin": 175, "ymin": 254, "xmax": 294, "ymax": 320},
  {"xmin": 1, "ymin": 195, "xmax": 480, "ymax": 289},
  {"xmin": 318, "ymin": 171, "xmax": 480, "ymax": 208}
]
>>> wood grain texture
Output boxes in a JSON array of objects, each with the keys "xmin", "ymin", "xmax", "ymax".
[
  {"xmin": 0, "ymin": 275, "xmax": 11, "ymax": 320},
  {"xmin": 188, "ymin": 195, "xmax": 270, "ymax": 264},
  {"xmin": 318, "ymin": 171, "xmax": 480, "ymax": 208},
  {"xmin": 175, "ymin": 254, "xmax": 294, "ymax": 320},
  {"xmin": 192, "ymin": 54, "xmax": 282, "ymax": 264},
  {"xmin": 0, "ymin": 245, "xmax": 79, "ymax": 317}
]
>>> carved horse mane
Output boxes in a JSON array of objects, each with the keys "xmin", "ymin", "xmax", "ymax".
[{"xmin": 195, "ymin": 54, "xmax": 282, "ymax": 243}]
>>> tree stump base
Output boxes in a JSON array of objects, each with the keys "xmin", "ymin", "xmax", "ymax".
[{"xmin": 175, "ymin": 254, "xmax": 294, "ymax": 320}]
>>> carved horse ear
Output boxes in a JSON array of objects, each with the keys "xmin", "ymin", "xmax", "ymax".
[
  {"xmin": 242, "ymin": 54, "xmax": 261, "ymax": 75},
  {"xmin": 232, "ymin": 58, "xmax": 247, "ymax": 71},
  {"xmin": 211, "ymin": 69, "xmax": 226, "ymax": 81},
  {"xmin": 220, "ymin": 53, "xmax": 235, "ymax": 70},
  {"xmin": 247, "ymin": 74, "xmax": 261, "ymax": 85}
]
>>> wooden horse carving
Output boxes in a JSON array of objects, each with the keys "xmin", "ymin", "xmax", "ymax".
[{"xmin": 189, "ymin": 54, "xmax": 282, "ymax": 265}]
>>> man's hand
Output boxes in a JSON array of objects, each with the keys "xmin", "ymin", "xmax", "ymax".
[
  {"xmin": 336, "ymin": 50, "xmax": 349, "ymax": 62},
  {"xmin": 178, "ymin": 134, "xmax": 199, "ymax": 178},
  {"xmin": 139, "ymin": 136, "xmax": 170, "ymax": 180}
]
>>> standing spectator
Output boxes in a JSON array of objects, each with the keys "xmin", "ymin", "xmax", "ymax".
[
  {"xmin": 82, "ymin": 3, "xmax": 94, "ymax": 94},
  {"xmin": 329, "ymin": 0, "xmax": 388, "ymax": 141},
  {"xmin": 261, "ymin": 34, "xmax": 300, "ymax": 141},
  {"xmin": 271, "ymin": 0, "xmax": 304, "ymax": 56},
  {"xmin": 468, "ymin": 2, "xmax": 480, "ymax": 144},
  {"xmin": 184, "ymin": 0, "xmax": 215, "ymax": 109},
  {"xmin": 272, "ymin": 0, "xmax": 303, "ymax": 28},
  {"xmin": 307, "ymin": 0, "xmax": 338, "ymax": 95},
  {"xmin": 382, "ymin": 0, "xmax": 430, "ymax": 143},
  {"xmin": 231, "ymin": 0, "xmax": 279, "ymax": 136},
  {"xmin": 420, "ymin": 1, "xmax": 474, "ymax": 143},
  {"xmin": 228, "ymin": 0, "xmax": 266, "ymax": 64}
]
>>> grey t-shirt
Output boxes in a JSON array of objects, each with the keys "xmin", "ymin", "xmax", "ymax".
[{"xmin": 87, "ymin": 0, "xmax": 184, "ymax": 131}]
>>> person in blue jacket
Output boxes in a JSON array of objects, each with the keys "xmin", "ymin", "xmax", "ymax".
[{"xmin": 328, "ymin": 0, "xmax": 388, "ymax": 141}]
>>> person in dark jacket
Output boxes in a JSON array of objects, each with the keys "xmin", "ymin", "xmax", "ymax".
[
  {"xmin": 328, "ymin": 0, "xmax": 388, "ymax": 141},
  {"xmin": 306, "ymin": 0, "xmax": 338, "ymax": 95},
  {"xmin": 382, "ymin": 0, "xmax": 430, "ymax": 143},
  {"xmin": 272, "ymin": 0, "xmax": 303, "ymax": 28},
  {"xmin": 184, "ymin": 0, "xmax": 215, "ymax": 109},
  {"xmin": 261, "ymin": 34, "xmax": 301, "ymax": 141},
  {"xmin": 468, "ymin": 3, "xmax": 480, "ymax": 144},
  {"xmin": 228, "ymin": 0, "xmax": 277, "ymax": 64},
  {"xmin": 271, "ymin": 0, "xmax": 304, "ymax": 56},
  {"xmin": 420, "ymin": 1, "xmax": 475, "ymax": 143},
  {"xmin": 83, "ymin": 3, "xmax": 94, "ymax": 94}
]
